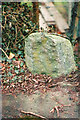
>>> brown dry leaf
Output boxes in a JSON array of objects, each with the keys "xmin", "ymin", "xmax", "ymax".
[
  {"xmin": 23, "ymin": 64, "xmax": 26, "ymax": 69},
  {"xmin": 8, "ymin": 52, "xmax": 15, "ymax": 59},
  {"xmin": 14, "ymin": 60, "xmax": 21, "ymax": 67},
  {"xmin": 0, "ymin": 67, "xmax": 5, "ymax": 71},
  {"xmin": 0, "ymin": 62, "xmax": 4, "ymax": 68}
]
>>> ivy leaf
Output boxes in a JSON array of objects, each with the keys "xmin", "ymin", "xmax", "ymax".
[
  {"xmin": 8, "ymin": 72, "xmax": 12, "ymax": 76},
  {"xmin": 25, "ymin": 29, "xmax": 29, "ymax": 33},
  {"xmin": 20, "ymin": 62, "xmax": 24, "ymax": 67},
  {"xmin": 15, "ymin": 69, "xmax": 19, "ymax": 74},
  {"xmin": 10, "ymin": 64, "xmax": 14, "ymax": 67},
  {"xmin": 12, "ymin": 76, "xmax": 17, "ymax": 81},
  {"xmin": 20, "ymin": 69, "xmax": 24, "ymax": 73},
  {"xmin": 18, "ymin": 50, "xmax": 22, "ymax": 55}
]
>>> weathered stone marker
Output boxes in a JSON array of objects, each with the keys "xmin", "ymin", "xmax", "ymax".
[{"xmin": 25, "ymin": 32, "xmax": 76, "ymax": 78}]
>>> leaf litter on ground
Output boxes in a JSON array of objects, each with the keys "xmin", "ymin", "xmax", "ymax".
[{"xmin": 1, "ymin": 56, "xmax": 80, "ymax": 99}]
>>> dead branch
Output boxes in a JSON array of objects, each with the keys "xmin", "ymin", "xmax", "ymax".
[{"xmin": 20, "ymin": 110, "xmax": 46, "ymax": 119}]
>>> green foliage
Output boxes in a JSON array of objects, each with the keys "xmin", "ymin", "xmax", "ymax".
[{"xmin": 2, "ymin": 2, "xmax": 38, "ymax": 58}]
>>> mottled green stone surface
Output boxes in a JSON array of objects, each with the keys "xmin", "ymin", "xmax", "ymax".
[{"xmin": 25, "ymin": 32, "xmax": 76, "ymax": 78}]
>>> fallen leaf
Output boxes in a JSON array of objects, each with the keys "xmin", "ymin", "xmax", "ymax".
[
  {"xmin": 23, "ymin": 64, "xmax": 26, "ymax": 69},
  {"xmin": 13, "ymin": 60, "xmax": 20, "ymax": 68},
  {"xmin": 9, "ymin": 52, "xmax": 15, "ymax": 59},
  {"xmin": 0, "ymin": 67, "xmax": 5, "ymax": 71},
  {"xmin": 0, "ymin": 63, "xmax": 4, "ymax": 68},
  {"xmin": 68, "ymin": 74, "xmax": 72, "ymax": 78}
]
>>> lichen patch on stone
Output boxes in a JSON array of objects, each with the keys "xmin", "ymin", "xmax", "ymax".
[{"xmin": 25, "ymin": 32, "xmax": 76, "ymax": 78}]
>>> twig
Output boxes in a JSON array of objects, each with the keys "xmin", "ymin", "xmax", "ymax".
[
  {"xmin": 0, "ymin": 48, "xmax": 9, "ymax": 59},
  {"xmin": 50, "ymin": 104, "xmax": 72, "ymax": 117},
  {"xmin": 55, "ymin": 106, "xmax": 59, "ymax": 117},
  {"xmin": 4, "ymin": 15, "xmax": 7, "ymax": 28},
  {"xmin": 20, "ymin": 110, "xmax": 46, "ymax": 119},
  {"xmin": 15, "ymin": 25, "xmax": 17, "ymax": 41}
]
